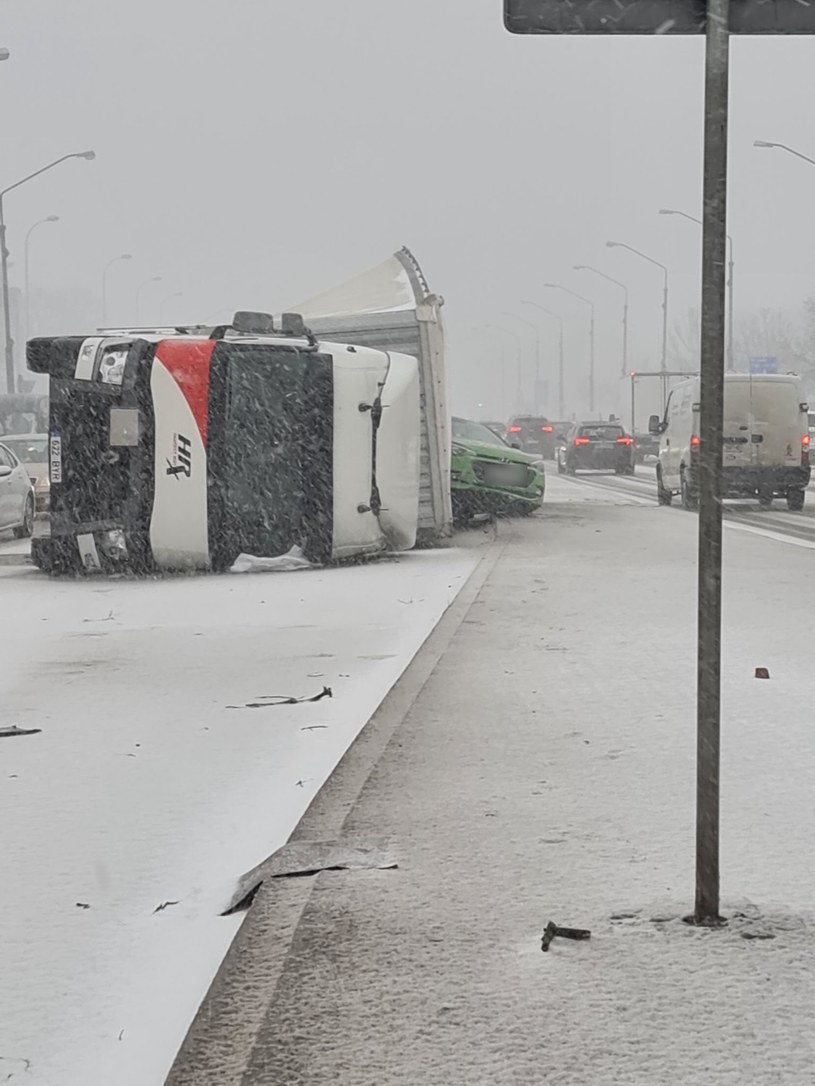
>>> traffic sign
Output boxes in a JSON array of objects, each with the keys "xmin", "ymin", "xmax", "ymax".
[
  {"xmin": 749, "ymin": 356, "xmax": 778, "ymax": 374},
  {"xmin": 505, "ymin": 0, "xmax": 815, "ymax": 34}
]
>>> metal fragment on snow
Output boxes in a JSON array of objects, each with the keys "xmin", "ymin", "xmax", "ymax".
[{"xmin": 222, "ymin": 837, "xmax": 398, "ymax": 915}]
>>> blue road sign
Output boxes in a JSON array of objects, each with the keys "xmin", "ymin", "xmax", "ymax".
[{"xmin": 749, "ymin": 356, "xmax": 778, "ymax": 374}]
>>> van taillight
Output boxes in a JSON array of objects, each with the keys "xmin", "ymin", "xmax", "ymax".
[
  {"xmin": 574, "ymin": 437, "xmax": 590, "ymax": 446},
  {"xmin": 803, "ymin": 433, "xmax": 810, "ymax": 466},
  {"xmin": 802, "ymin": 434, "xmax": 811, "ymax": 447},
  {"xmin": 690, "ymin": 435, "xmax": 701, "ymax": 451},
  {"xmin": 509, "ymin": 425, "xmax": 522, "ymax": 433},
  {"xmin": 616, "ymin": 436, "xmax": 632, "ymax": 446}
]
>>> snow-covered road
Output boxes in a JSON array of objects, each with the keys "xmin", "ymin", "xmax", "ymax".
[{"xmin": 0, "ymin": 549, "xmax": 476, "ymax": 1085}]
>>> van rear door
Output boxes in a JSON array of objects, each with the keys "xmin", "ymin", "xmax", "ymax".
[
  {"xmin": 747, "ymin": 377, "xmax": 805, "ymax": 468},
  {"xmin": 722, "ymin": 378, "xmax": 760, "ymax": 470}
]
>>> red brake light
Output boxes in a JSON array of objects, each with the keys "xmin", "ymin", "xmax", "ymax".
[
  {"xmin": 803, "ymin": 434, "xmax": 811, "ymax": 447},
  {"xmin": 690, "ymin": 434, "xmax": 701, "ymax": 449},
  {"xmin": 574, "ymin": 437, "xmax": 590, "ymax": 446},
  {"xmin": 616, "ymin": 436, "xmax": 632, "ymax": 445},
  {"xmin": 508, "ymin": 425, "xmax": 522, "ymax": 433},
  {"xmin": 541, "ymin": 425, "xmax": 553, "ymax": 433}
]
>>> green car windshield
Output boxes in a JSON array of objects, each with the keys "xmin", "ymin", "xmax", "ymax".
[{"xmin": 453, "ymin": 418, "xmax": 509, "ymax": 447}]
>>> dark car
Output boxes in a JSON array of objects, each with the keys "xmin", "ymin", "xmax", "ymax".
[
  {"xmin": 633, "ymin": 431, "xmax": 659, "ymax": 464},
  {"xmin": 556, "ymin": 421, "xmax": 635, "ymax": 475},
  {"xmin": 507, "ymin": 415, "xmax": 556, "ymax": 458}
]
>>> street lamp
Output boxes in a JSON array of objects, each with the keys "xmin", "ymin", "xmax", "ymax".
[
  {"xmin": 136, "ymin": 276, "xmax": 163, "ymax": 323},
  {"xmin": 160, "ymin": 291, "xmax": 184, "ymax": 323},
  {"xmin": 24, "ymin": 215, "xmax": 59, "ymax": 341},
  {"xmin": 522, "ymin": 301, "xmax": 565, "ymax": 420},
  {"xmin": 501, "ymin": 311, "xmax": 539, "ymax": 409},
  {"xmin": 102, "ymin": 253, "xmax": 133, "ymax": 327},
  {"xmin": 574, "ymin": 265, "xmax": 629, "ymax": 378},
  {"xmin": 753, "ymin": 139, "xmax": 815, "ymax": 167},
  {"xmin": 659, "ymin": 208, "xmax": 735, "ymax": 373},
  {"xmin": 491, "ymin": 322, "xmax": 523, "ymax": 410},
  {"xmin": 606, "ymin": 240, "xmax": 669, "ymax": 403},
  {"xmin": 544, "ymin": 283, "xmax": 596, "ymax": 413},
  {"xmin": 0, "ymin": 149, "xmax": 96, "ymax": 392}
]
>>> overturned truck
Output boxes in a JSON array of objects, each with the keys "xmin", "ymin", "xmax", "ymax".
[{"xmin": 28, "ymin": 311, "xmax": 421, "ymax": 574}]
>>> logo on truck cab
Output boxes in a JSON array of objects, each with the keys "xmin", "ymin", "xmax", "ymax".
[{"xmin": 166, "ymin": 433, "xmax": 192, "ymax": 478}]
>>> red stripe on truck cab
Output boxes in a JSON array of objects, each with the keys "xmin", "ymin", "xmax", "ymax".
[{"xmin": 154, "ymin": 339, "xmax": 216, "ymax": 445}]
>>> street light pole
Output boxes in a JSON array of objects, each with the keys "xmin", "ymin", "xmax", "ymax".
[
  {"xmin": 659, "ymin": 209, "xmax": 735, "ymax": 373},
  {"xmin": 753, "ymin": 139, "xmax": 815, "ymax": 167},
  {"xmin": 475, "ymin": 323, "xmax": 509, "ymax": 419},
  {"xmin": 102, "ymin": 253, "xmax": 133, "ymax": 327},
  {"xmin": 501, "ymin": 311, "xmax": 541, "ymax": 410},
  {"xmin": 493, "ymin": 323, "xmax": 523, "ymax": 409},
  {"xmin": 574, "ymin": 264, "xmax": 629, "ymax": 378},
  {"xmin": 0, "ymin": 150, "xmax": 96, "ymax": 393},
  {"xmin": 24, "ymin": 215, "xmax": 59, "ymax": 342},
  {"xmin": 136, "ymin": 276, "xmax": 163, "ymax": 323},
  {"xmin": 607, "ymin": 240, "xmax": 670, "ymax": 405},
  {"xmin": 543, "ymin": 284, "xmax": 595, "ymax": 414},
  {"xmin": 522, "ymin": 300, "xmax": 565, "ymax": 419}
]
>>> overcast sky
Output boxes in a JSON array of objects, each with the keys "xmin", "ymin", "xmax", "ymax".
[{"xmin": 3, "ymin": 0, "xmax": 815, "ymax": 417}]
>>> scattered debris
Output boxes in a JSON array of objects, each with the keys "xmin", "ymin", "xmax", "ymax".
[
  {"xmin": 755, "ymin": 667, "xmax": 770, "ymax": 679},
  {"xmin": 117, "ymin": 1030, "xmax": 124, "ymax": 1042},
  {"xmin": 83, "ymin": 611, "xmax": 115, "ymax": 623},
  {"xmin": 301, "ymin": 725, "xmax": 328, "ymax": 731},
  {"xmin": 222, "ymin": 837, "xmax": 397, "ymax": 915},
  {"xmin": 295, "ymin": 778, "xmax": 314, "ymax": 788},
  {"xmin": 75, "ymin": 903, "xmax": 91, "ymax": 910},
  {"xmin": 541, "ymin": 921, "xmax": 591, "ymax": 952},
  {"xmin": 230, "ymin": 547, "xmax": 315, "ymax": 574},
  {"xmin": 0, "ymin": 726, "xmax": 41, "ymax": 739},
  {"xmin": 153, "ymin": 900, "xmax": 179, "ymax": 914},
  {"xmin": 227, "ymin": 686, "xmax": 332, "ymax": 710}
]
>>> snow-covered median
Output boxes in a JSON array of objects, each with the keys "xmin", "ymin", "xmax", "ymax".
[{"xmin": 0, "ymin": 550, "xmax": 476, "ymax": 1085}]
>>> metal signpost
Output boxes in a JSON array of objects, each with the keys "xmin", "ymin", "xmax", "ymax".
[{"xmin": 506, "ymin": 0, "xmax": 815, "ymax": 925}]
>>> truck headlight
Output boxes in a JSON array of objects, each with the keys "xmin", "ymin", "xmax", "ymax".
[
  {"xmin": 98, "ymin": 351, "xmax": 127, "ymax": 385},
  {"xmin": 100, "ymin": 528, "xmax": 127, "ymax": 559}
]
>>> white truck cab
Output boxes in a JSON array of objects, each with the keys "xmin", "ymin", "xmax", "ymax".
[{"xmin": 649, "ymin": 373, "xmax": 811, "ymax": 511}]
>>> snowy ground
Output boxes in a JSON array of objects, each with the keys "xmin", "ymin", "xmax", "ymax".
[
  {"xmin": 0, "ymin": 548, "xmax": 476, "ymax": 1086},
  {"xmin": 170, "ymin": 471, "xmax": 815, "ymax": 1085}
]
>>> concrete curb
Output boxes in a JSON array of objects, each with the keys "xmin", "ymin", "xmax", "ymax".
[{"xmin": 164, "ymin": 535, "xmax": 505, "ymax": 1085}]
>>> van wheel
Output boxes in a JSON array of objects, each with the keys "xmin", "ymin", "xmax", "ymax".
[
  {"xmin": 787, "ymin": 488, "xmax": 806, "ymax": 511},
  {"xmin": 681, "ymin": 471, "xmax": 698, "ymax": 512},
  {"xmin": 758, "ymin": 489, "xmax": 773, "ymax": 509},
  {"xmin": 656, "ymin": 467, "xmax": 672, "ymax": 507}
]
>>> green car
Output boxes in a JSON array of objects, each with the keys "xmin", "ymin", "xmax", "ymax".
[{"xmin": 451, "ymin": 417, "xmax": 545, "ymax": 521}]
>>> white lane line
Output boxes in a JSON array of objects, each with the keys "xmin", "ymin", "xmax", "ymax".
[{"xmin": 725, "ymin": 519, "xmax": 815, "ymax": 550}]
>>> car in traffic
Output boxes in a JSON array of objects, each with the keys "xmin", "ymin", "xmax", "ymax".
[
  {"xmin": 506, "ymin": 414, "xmax": 556, "ymax": 458},
  {"xmin": 0, "ymin": 433, "xmax": 49, "ymax": 511},
  {"xmin": 0, "ymin": 440, "xmax": 35, "ymax": 538},
  {"xmin": 633, "ymin": 431, "xmax": 659, "ymax": 464},
  {"xmin": 556, "ymin": 422, "xmax": 635, "ymax": 475},
  {"xmin": 451, "ymin": 417, "xmax": 545, "ymax": 520}
]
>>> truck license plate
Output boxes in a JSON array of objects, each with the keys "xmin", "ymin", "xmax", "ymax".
[{"xmin": 50, "ymin": 434, "xmax": 62, "ymax": 483}]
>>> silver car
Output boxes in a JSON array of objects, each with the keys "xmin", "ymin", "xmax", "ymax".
[
  {"xmin": 0, "ymin": 440, "xmax": 35, "ymax": 538},
  {"xmin": 0, "ymin": 433, "xmax": 49, "ymax": 511}
]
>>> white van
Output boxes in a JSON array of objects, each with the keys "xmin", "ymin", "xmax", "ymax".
[{"xmin": 649, "ymin": 374, "xmax": 811, "ymax": 511}]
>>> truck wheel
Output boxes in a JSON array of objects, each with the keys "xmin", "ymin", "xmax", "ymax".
[
  {"xmin": 787, "ymin": 488, "xmax": 806, "ymax": 511},
  {"xmin": 656, "ymin": 467, "xmax": 672, "ymax": 507},
  {"xmin": 681, "ymin": 471, "xmax": 698, "ymax": 512}
]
